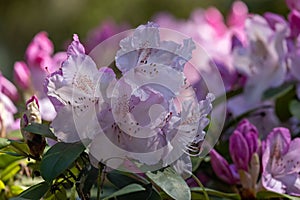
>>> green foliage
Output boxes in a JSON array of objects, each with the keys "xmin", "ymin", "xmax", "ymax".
[
  {"xmin": 146, "ymin": 167, "xmax": 191, "ymax": 200},
  {"xmin": 22, "ymin": 123, "xmax": 57, "ymax": 140},
  {"xmin": 11, "ymin": 181, "xmax": 50, "ymax": 200},
  {"xmin": 40, "ymin": 142, "xmax": 85, "ymax": 182},
  {"xmin": 256, "ymin": 190, "xmax": 300, "ymax": 200},
  {"xmin": 103, "ymin": 183, "xmax": 145, "ymax": 200},
  {"xmin": 191, "ymin": 187, "xmax": 241, "ymax": 200}
]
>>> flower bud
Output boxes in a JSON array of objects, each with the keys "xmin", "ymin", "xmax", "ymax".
[
  {"xmin": 229, "ymin": 130, "xmax": 249, "ymax": 171},
  {"xmin": 288, "ymin": 10, "xmax": 300, "ymax": 38},
  {"xmin": 25, "ymin": 32, "xmax": 53, "ymax": 69},
  {"xmin": 210, "ymin": 149, "xmax": 239, "ymax": 184},
  {"xmin": 13, "ymin": 61, "xmax": 31, "ymax": 90},
  {"xmin": 21, "ymin": 95, "xmax": 45, "ymax": 158}
]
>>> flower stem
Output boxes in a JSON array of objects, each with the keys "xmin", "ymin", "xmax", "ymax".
[
  {"xmin": 97, "ymin": 162, "xmax": 105, "ymax": 200},
  {"xmin": 191, "ymin": 174, "xmax": 209, "ymax": 200}
]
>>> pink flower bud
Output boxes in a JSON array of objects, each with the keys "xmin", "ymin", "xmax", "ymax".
[
  {"xmin": 288, "ymin": 10, "xmax": 300, "ymax": 38},
  {"xmin": 13, "ymin": 61, "xmax": 31, "ymax": 90},
  {"xmin": 25, "ymin": 32, "xmax": 54, "ymax": 69}
]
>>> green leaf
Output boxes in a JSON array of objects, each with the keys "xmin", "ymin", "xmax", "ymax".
[
  {"xmin": 290, "ymin": 99, "xmax": 300, "ymax": 120},
  {"xmin": 0, "ymin": 160, "xmax": 22, "ymax": 182},
  {"xmin": 191, "ymin": 187, "xmax": 241, "ymax": 200},
  {"xmin": 256, "ymin": 190, "xmax": 300, "ymax": 200},
  {"xmin": 23, "ymin": 123, "xmax": 57, "ymax": 140},
  {"xmin": 146, "ymin": 167, "xmax": 191, "ymax": 200},
  {"xmin": 10, "ymin": 140, "xmax": 31, "ymax": 156},
  {"xmin": 40, "ymin": 142, "xmax": 85, "ymax": 182},
  {"xmin": 10, "ymin": 181, "xmax": 50, "ymax": 200},
  {"xmin": 107, "ymin": 171, "xmax": 161, "ymax": 200},
  {"xmin": 0, "ymin": 138, "xmax": 10, "ymax": 149},
  {"xmin": 10, "ymin": 185, "xmax": 24, "ymax": 196},
  {"xmin": 103, "ymin": 184, "xmax": 145, "ymax": 200},
  {"xmin": 262, "ymin": 82, "xmax": 294, "ymax": 100},
  {"xmin": 0, "ymin": 153, "xmax": 22, "ymax": 168}
]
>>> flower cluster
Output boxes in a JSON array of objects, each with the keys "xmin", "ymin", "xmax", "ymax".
[
  {"xmin": 45, "ymin": 23, "xmax": 214, "ymax": 176},
  {"xmin": 2, "ymin": 0, "xmax": 300, "ymax": 199}
]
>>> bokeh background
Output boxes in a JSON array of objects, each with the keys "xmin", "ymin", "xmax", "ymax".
[{"xmin": 0, "ymin": 0, "xmax": 288, "ymax": 78}]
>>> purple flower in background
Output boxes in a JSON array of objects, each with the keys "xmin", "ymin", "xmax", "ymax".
[
  {"xmin": 262, "ymin": 127, "xmax": 300, "ymax": 196},
  {"xmin": 210, "ymin": 149, "xmax": 240, "ymax": 184},
  {"xmin": 85, "ymin": 20, "xmax": 129, "ymax": 52},
  {"xmin": 232, "ymin": 15, "xmax": 288, "ymax": 103},
  {"xmin": 154, "ymin": 1, "xmax": 248, "ymax": 97},
  {"xmin": 286, "ymin": 0, "xmax": 300, "ymax": 11}
]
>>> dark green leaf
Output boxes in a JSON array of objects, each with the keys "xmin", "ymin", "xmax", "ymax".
[
  {"xmin": 10, "ymin": 181, "xmax": 50, "ymax": 200},
  {"xmin": 40, "ymin": 142, "xmax": 85, "ymax": 182},
  {"xmin": 275, "ymin": 85, "xmax": 295, "ymax": 122},
  {"xmin": 107, "ymin": 171, "xmax": 144, "ymax": 188},
  {"xmin": 290, "ymin": 99, "xmax": 300, "ymax": 120},
  {"xmin": 103, "ymin": 184, "xmax": 145, "ymax": 200},
  {"xmin": 262, "ymin": 82, "xmax": 294, "ymax": 100},
  {"xmin": 23, "ymin": 123, "xmax": 57, "ymax": 140},
  {"xmin": 107, "ymin": 171, "xmax": 161, "ymax": 200},
  {"xmin": 146, "ymin": 167, "xmax": 191, "ymax": 200},
  {"xmin": 191, "ymin": 187, "xmax": 241, "ymax": 200},
  {"xmin": 256, "ymin": 190, "xmax": 300, "ymax": 200}
]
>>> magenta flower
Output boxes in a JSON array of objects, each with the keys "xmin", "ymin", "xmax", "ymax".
[
  {"xmin": 262, "ymin": 127, "xmax": 300, "ymax": 196},
  {"xmin": 0, "ymin": 73, "xmax": 19, "ymax": 102},
  {"xmin": 13, "ymin": 31, "xmax": 67, "ymax": 121},
  {"xmin": 286, "ymin": 0, "xmax": 300, "ymax": 11}
]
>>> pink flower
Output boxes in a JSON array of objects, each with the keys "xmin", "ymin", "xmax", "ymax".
[
  {"xmin": 14, "ymin": 31, "xmax": 67, "ymax": 121},
  {"xmin": 262, "ymin": 128, "xmax": 300, "ymax": 196}
]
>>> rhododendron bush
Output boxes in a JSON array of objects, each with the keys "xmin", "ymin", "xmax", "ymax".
[{"xmin": 1, "ymin": 1, "xmax": 300, "ymax": 200}]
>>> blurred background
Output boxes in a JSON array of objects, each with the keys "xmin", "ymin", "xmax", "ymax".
[{"xmin": 0, "ymin": 0, "xmax": 288, "ymax": 78}]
